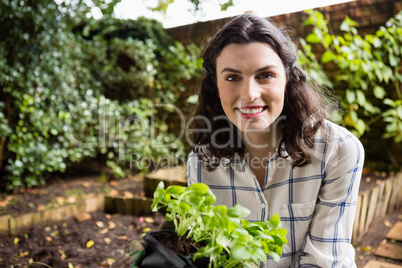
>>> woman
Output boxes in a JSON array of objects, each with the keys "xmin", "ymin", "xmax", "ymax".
[{"xmin": 187, "ymin": 13, "xmax": 364, "ymax": 267}]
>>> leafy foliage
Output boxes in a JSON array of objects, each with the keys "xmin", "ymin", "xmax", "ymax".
[
  {"xmin": 2, "ymin": 0, "xmax": 400, "ymax": 189},
  {"xmin": 152, "ymin": 182, "xmax": 288, "ymax": 267},
  {"xmin": 0, "ymin": 0, "xmax": 201, "ymax": 190},
  {"xmin": 299, "ymin": 10, "xmax": 402, "ymax": 141},
  {"xmin": 152, "ymin": 0, "xmax": 234, "ymax": 14}
]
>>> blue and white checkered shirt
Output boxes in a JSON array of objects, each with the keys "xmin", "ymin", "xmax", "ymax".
[{"xmin": 187, "ymin": 120, "xmax": 364, "ymax": 267}]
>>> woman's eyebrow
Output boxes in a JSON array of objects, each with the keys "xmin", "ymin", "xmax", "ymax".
[
  {"xmin": 254, "ymin": 65, "xmax": 277, "ymax": 73},
  {"xmin": 220, "ymin": 65, "xmax": 277, "ymax": 74},
  {"xmin": 220, "ymin": 67, "xmax": 242, "ymax": 74}
]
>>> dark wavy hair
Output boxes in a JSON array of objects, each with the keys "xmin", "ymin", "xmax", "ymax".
[{"xmin": 190, "ymin": 13, "xmax": 329, "ymax": 171}]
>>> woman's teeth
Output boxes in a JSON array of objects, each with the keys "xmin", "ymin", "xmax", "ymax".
[{"xmin": 239, "ymin": 107, "xmax": 265, "ymax": 114}]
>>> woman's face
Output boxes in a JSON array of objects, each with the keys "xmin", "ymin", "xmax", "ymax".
[{"xmin": 216, "ymin": 42, "xmax": 287, "ymax": 133}]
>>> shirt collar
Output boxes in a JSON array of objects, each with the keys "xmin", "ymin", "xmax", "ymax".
[{"xmin": 230, "ymin": 144, "xmax": 293, "ymax": 173}]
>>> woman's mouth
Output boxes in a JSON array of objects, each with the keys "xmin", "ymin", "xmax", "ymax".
[{"xmin": 236, "ymin": 106, "xmax": 268, "ymax": 119}]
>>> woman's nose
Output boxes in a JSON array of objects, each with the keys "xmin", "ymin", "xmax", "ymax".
[{"xmin": 241, "ymin": 79, "xmax": 260, "ymax": 102}]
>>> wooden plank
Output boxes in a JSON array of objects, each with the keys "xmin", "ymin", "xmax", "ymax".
[
  {"xmin": 352, "ymin": 194, "xmax": 363, "ymax": 245},
  {"xmin": 124, "ymin": 198, "xmax": 134, "ymax": 214},
  {"xmin": 0, "ymin": 214, "xmax": 10, "ymax": 233},
  {"xmin": 374, "ymin": 182, "xmax": 386, "ymax": 220},
  {"xmin": 374, "ymin": 243, "xmax": 402, "ymax": 260},
  {"xmin": 381, "ymin": 179, "xmax": 393, "ymax": 217},
  {"xmin": 363, "ymin": 260, "xmax": 402, "ymax": 268},
  {"xmin": 397, "ymin": 174, "xmax": 402, "ymax": 210},
  {"xmin": 365, "ymin": 186, "xmax": 380, "ymax": 232},
  {"xmin": 359, "ymin": 191, "xmax": 370, "ymax": 242},
  {"xmin": 9, "ymin": 211, "xmax": 42, "ymax": 235},
  {"xmin": 114, "ymin": 197, "xmax": 126, "ymax": 214},
  {"xmin": 132, "ymin": 197, "xmax": 153, "ymax": 216},
  {"xmin": 386, "ymin": 221, "xmax": 402, "ymax": 241},
  {"xmin": 388, "ymin": 177, "xmax": 398, "ymax": 212},
  {"xmin": 84, "ymin": 195, "xmax": 104, "ymax": 212},
  {"xmin": 104, "ymin": 195, "xmax": 116, "ymax": 214}
]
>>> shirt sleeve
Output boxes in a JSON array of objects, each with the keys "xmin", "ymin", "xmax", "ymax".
[{"xmin": 297, "ymin": 131, "xmax": 364, "ymax": 267}]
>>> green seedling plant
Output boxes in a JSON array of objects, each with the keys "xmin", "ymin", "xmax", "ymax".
[
  {"xmin": 151, "ymin": 181, "xmax": 216, "ymax": 237},
  {"xmin": 151, "ymin": 182, "xmax": 288, "ymax": 268}
]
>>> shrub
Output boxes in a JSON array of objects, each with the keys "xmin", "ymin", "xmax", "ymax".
[
  {"xmin": 299, "ymin": 10, "xmax": 402, "ymax": 142},
  {"xmin": 0, "ymin": 0, "xmax": 201, "ymax": 190}
]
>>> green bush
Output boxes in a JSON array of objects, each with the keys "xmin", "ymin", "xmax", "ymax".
[
  {"xmin": 299, "ymin": 10, "xmax": 402, "ymax": 142},
  {"xmin": 0, "ymin": 0, "xmax": 201, "ymax": 190}
]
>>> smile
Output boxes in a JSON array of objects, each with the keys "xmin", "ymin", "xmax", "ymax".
[{"xmin": 236, "ymin": 106, "xmax": 268, "ymax": 118}]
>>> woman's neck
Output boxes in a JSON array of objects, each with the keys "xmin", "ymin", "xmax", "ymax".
[
  {"xmin": 241, "ymin": 123, "xmax": 281, "ymax": 156},
  {"xmin": 240, "ymin": 124, "xmax": 281, "ymax": 188}
]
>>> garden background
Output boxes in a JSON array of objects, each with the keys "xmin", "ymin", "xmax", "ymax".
[{"xmin": 0, "ymin": 0, "xmax": 401, "ymax": 267}]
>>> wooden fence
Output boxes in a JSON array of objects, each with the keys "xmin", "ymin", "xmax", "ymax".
[{"xmin": 352, "ymin": 172, "xmax": 402, "ymax": 245}]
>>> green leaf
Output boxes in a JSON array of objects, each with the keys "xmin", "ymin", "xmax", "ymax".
[
  {"xmin": 323, "ymin": 34, "xmax": 332, "ymax": 48},
  {"xmin": 345, "ymin": 111, "xmax": 357, "ymax": 126},
  {"xmin": 216, "ymin": 230, "xmax": 230, "ymax": 247},
  {"xmin": 231, "ymin": 245, "xmax": 252, "ymax": 260},
  {"xmin": 227, "ymin": 204, "xmax": 251, "ymax": 218},
  {"xmin": 306, "ymin": 33, "xmax": 321, "ymax": 44},
  {"xmin": 397, "ymin": 105, "xmax": 402, "ymax": 119},
  {"xmin": 179, "ymin": 202, "xmax": 191, "ymax": 213},
  {"xmin": 383, "ymin": 98, "xmax": 395, "ymax": 106},
  {"xmin": 340, "ymin": 46, "xmax": 352, "ymax": 54},
  {"xmin": 373, "ymin": 86, "xmax": 386, "ymax": 99},
  {"xmin": 189, "ymin": 183, "xmax": 210, "ymax": 195},
  {"xmin": 186, "ymin": 94, "xmax": 198, "ymax": 104},
  {"xmin": 268, "ymin": 213, "xmax": 281, "ymax": 228},
  {"xmin": 321, "ymin": 50, "xmax": 334, "ymax": 63},
  {"xmin": 220, "ymin": 0, "xmax": 234, "ymax": 11},
  {"xmin": 356, "ymin": 90, "xmax": 366, "ymax": 106},
  {"xmin": 302, "ymin": 12, "xmax": 315, "ymax": 26},
  {"xmin": 355, "ymin": 119, "xmax": 366, "ymax": 135},
  {"xmin": 269, "ymin": 251, "xmax": 281, "ymax": 262},
  {"xmin": 389, "ymin": 54, "xmax": 398, "ymax": 66},
  {"xmin": 340, "ymin": 20, "xmax": 350, "ymax": 32},
  {"xmin": 345, "ymin": 90, "xmax": 356, "ymax": 103}
]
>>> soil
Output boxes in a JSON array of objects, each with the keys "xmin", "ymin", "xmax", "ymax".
[
  {"xmin": 0, "ymin": 173, "xmax": 145, "ymax": 218},
  {"xmin": 354, "ymin": 208, "xmax": 402, "ymax": 267},
  {"xmin": 0, "ymin": 167, "xmax": 398, "ymax": 268},
  {"xmin": 358, "ymin": 169, "xmax": 395, "ymax": 193},
  {"xmin": 151, "ymin": 231, "xmax": 197, "ymax": 256},
  {"xmin": 0, "ymin": 166, "xmax": 155, "ymax": 268},
  {"xmin": 0, "ymin": 211, "xmax": 165, "ymax": 268}
]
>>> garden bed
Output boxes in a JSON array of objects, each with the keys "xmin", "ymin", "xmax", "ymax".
[
  {"xmin": 0, "ymin": 169, "xmax": 400, "ymax": 267},
  {"xmin": 0, "ymin": 210, "xmax": 165, "ymax": 267}
]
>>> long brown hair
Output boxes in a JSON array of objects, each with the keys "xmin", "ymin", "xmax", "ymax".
[{"xmin": 190, "ymin": 13, "xmax": 329, "ymax": 170}]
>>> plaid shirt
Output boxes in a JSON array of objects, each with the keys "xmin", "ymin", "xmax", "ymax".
[{"xmin": 187, "ymin": 120, "xmax": 364, "ymax": 268}]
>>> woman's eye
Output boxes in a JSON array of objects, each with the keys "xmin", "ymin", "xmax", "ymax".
[
  {"xmin": 257, "ymin": 72, "xmax": 274, "ymax": 79},
  {"xmin": 226, "ymin": 75, "xmax": 241, "ymax": 81}
]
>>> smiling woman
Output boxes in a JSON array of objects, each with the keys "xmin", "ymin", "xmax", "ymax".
[
  {"xmin": 216, "ymin": 42, "xmax": 286, "ymax": 133},
  {"xmin": 187, "ymin": 13, "xmax": 364, "ymax": 268}
]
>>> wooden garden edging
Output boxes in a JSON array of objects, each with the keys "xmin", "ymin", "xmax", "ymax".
[
  {"xmin": 352, "ymin": 172, "xmax": 402, "ymax": 245},
  {"xmin": 143, "ymin": 165, "xmax": 187, "ymax": 198},
  {"xmin": 104, "ymin": 165, "xmax": 187, "ymax": 215},
  {"xmin": 0, "ymin": 195, "xmax": 104, "ymax": 235},
  {"xmin": 1, "ymin": 169, "xmax": 401, "ymax": 241}
]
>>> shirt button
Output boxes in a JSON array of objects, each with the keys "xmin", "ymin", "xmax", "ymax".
[{"xmin": 261, "ymin": 204, "xmax": 266, "ymax": 208}]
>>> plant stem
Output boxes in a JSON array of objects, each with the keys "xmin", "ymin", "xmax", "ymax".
[
  {"xmin": 366, "ymin": 113, "xmax": 383, "ymax": 127},
  {"xmin": 394, "ymin": 66, "xmax": 401, "ymax": 99}
]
